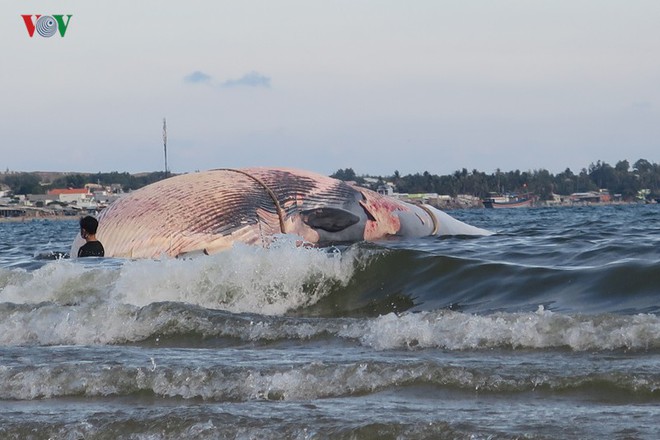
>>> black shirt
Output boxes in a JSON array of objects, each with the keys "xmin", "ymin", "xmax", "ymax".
[{"xmin": 78, "ymin": 241, "xmax": 105, "ymax": 258}]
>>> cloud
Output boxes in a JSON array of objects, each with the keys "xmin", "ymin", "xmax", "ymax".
[
  {"xmin": 221, "ymin": 71, "xmax": 271, "ymax": 88},
  {"xmin": 184, "ymin": 71, "xmax": 212, "ymax": 84},
  {"xmin": 183, "ymin": 70, "xmax": 271, "ymax": 89},
  {"xmin": 631, "ymin": 101, "xmax": 652, "ymax": 110}
]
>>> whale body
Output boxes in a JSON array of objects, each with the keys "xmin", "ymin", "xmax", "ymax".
[{"xmin": 71, "ymin": 168, "xmax": 492, "ymax": 259}]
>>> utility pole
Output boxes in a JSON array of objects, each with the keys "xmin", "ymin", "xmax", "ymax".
[{"xmin": 163, "ymin": 117, "xmax": 168, "ymax": 177}]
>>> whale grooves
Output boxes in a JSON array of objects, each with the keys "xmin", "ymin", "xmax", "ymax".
[{"xmin": 71, "ymin": 168, "xmax": 492, "ymax": 259}]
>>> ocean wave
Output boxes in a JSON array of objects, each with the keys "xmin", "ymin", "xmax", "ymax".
[
  {"xmin": 351, "ymin": 307, "xmax": 660, "ymax": 351},
  {"xmin": 0, "ymin": 408, "xmax": 486, "ymax": 440},
  {"xmin": 3, "ymin": 225, "xmax": 660, "ymax": 318},
  {"xmin": 1, "ymin": 355, "xmax": 657, "ymax": 402},
  {"xmin": 0, "ymin": 237, "xmax": 364, "ymax": 315},
  {"xmin": 1, "ymin": 228, "xmax": 659, "ymax": 350},
  {"xmin": 1, "ymin": 299, "xmax": 659, "ymax": 352},
  {"xmin": 303, "ymin": 243, "xmax": 660, "ymax": 316}
]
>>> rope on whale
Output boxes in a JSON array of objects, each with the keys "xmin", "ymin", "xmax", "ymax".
[
  {"xmin": 215, "ymin": 168, "xmax": 287, "ymax": 234},
  {"xmin": 417, "ymin": 203, "xmax": 440, "ymax": 235}
]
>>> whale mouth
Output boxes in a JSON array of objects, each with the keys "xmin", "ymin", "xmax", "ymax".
[{"xmin": 301, "ymin": 208, "xmax": 360, "ymax": 232}]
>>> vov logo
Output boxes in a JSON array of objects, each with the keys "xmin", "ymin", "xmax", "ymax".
[{"xmin": 21, "ymin": 15, "xmax": 73, "ymax": 38}]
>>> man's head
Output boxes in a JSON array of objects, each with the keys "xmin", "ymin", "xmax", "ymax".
[{"xmin": 80, "ymin": 216, "xmax": 99, "ymax": 237}]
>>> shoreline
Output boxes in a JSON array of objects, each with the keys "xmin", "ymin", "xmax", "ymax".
[
  {"xmin": 0, "ymin": 215, "xmax": 78, "ymax": 223},
  {"xmin": 1, "ymin": 201, "xmax": 653, "ymax": 224}
]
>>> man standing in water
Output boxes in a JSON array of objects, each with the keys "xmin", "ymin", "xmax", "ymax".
[{"xmin": 78, "ymin": 216, "xmax": 105, "ymax": 257}]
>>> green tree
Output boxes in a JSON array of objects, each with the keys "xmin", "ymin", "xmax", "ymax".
[
  {"xmin": 531, "ymin": 169, "xmax": 553, "ymax": 200},
  {"xmin": 50, "ymin": 174, "xmax": 87, "ymax": 189},
  {"xmin": 554, "ymin": 168, "xmax": 576, "ymax": 195},
  {"xmin": 334, "ymin": 158, "xmax": 660, "ymax": 201},
  {"xmin": 330, "ymin": 168, "xmax": 357, "ymax": 181},
  {"xmin": 2, "ymin": 173, "xmax": 44, "ymax": 195}
]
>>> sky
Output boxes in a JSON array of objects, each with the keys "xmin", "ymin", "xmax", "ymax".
[{"xmin": 1, "ymin": 1, "xmax": 659, "ymax": 177}]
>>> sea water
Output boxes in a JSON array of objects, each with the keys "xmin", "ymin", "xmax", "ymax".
[{"xmin": 0, "ymin": 205, "xmax": 659, "ymax": 439}]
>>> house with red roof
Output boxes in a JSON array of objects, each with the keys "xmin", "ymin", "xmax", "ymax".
[{"xmin": 47, "ymin": 188, "xmax": 92, "ymax": 205}]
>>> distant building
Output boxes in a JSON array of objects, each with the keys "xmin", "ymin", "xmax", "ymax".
[
  {"xmin": 545, "ymin": 193, "xmax": 564, "ymax": 205},
  {"xmin": 47, "ymin": 188, "xmax": 92, "ymax": 205},
  {"xmin": 377, "ymin": 183, "xmax": 395, "ymax": 196},
  {"xmin": 569, "ymin": 190, "xmax": 612, "ymax": 204},
  {"xmin": 85, "ymin": 183, "xmax": 105, "ymax": 192},
  {"xmin": 26, "ymin": 194, "xmax": 55, "ymax": 207},
  {"xmin": 92, "ymin": 190, "xmax": 122, "ymax": 206}
]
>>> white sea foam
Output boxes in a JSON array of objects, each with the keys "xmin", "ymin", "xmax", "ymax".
[
  {"xmin": 111, "ymin": 236, "xmax": 357, "ymax": 314},
  {"xmin": 0, "ymin": 238, "xmax": 362, "ymax": 345},
  {"xmin": 351, "ymin": 306, "xmax": 660, "ymax": 351},
  {"xmin": 1, "ymin": 236, "xmax": 356, "ymax": 310},
  {"xmin": 0, "ymin": 261, "xmax": 118, "ymax": 305}
]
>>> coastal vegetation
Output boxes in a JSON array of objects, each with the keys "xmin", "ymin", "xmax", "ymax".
[
  {"xmin": 332, "ymin": 159, "xmax": 660, "ymax": 201},
  {"xmin": 1, "ymin": 159, "xmax": 659, "ymax": 201},
  {"xmin": 0, "ymin": 171, "xmax": 168, "ymax": 195}
]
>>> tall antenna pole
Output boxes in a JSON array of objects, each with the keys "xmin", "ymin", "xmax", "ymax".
[{"xmin": 162, "ymin": 117, "xmax": 168, "ymax": 177}]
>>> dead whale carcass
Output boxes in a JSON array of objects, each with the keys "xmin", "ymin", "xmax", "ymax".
[{"xmin": 71, "ymin": 168, "xmax": 492, "ymax": 258}]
